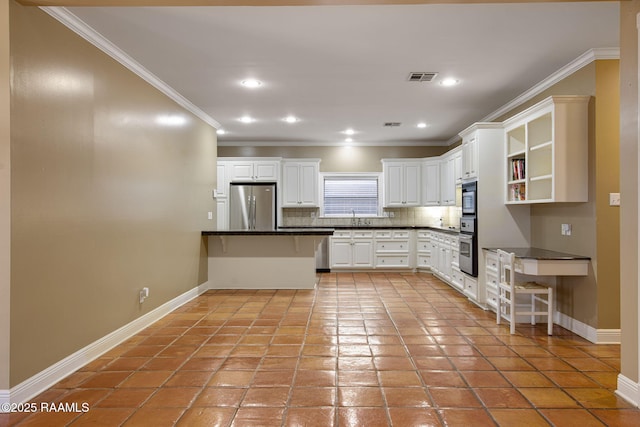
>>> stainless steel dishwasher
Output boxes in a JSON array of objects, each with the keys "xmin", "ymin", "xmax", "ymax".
[{"xmin": 315, "ymin": 236, "xmax": 330, "ymax": 272}]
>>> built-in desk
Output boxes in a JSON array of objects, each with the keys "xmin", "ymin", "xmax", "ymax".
[{"xmin": 484, "ymin": 247, "xmax": 590, "ymax": 276}]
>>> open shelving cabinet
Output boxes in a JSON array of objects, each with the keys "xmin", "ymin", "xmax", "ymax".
[{"xmin": 503, "ymin": 95, "xmax": 589, "ymax": 204}]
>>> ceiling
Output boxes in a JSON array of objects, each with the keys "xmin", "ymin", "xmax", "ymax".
[{"xmin": 56, "ymin": 2, "xmax": 619, "ymax": 146}]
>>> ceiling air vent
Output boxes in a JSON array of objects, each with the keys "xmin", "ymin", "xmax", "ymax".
[
  {"xmin": 383, "ymin": 122, "xmax": 401, "ymax": 127},
  {"xmin": 407, "ymin": 72, "xmax": 438, "ymax": 82}
]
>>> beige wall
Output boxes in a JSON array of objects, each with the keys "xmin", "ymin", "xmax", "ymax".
[
  {"xmin": 595, "ymin": 60, "xmax": 621, "ymax": 329},
  {"xmin": 9, "ymin": 2, "xmax": 216, "ymax": 386},
  {"xmin": 486, "ymin": 62, "xmax": 620, "ymax": 330},
  {"xmin": 1, "ymin": 0, "xmax": 10, "ymax": 392},
  {"xmin": 218, "ymin": 145, "xmax": 448, "ymax": 172},
  {"xmin": 620, "ymin": 0, "xmax": 639, "ymax": 384}
]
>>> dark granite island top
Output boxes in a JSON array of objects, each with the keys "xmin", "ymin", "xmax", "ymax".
[{"xmin": 202, "ymin": 228, "xmax": 334, "ymax": 236}]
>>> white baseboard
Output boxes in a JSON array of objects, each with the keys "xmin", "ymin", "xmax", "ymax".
[
  {"xmin": 6, "ymin": 281, "xmax": 209, "ymax": 406},
  {"xmin": 555, "ymin": 311, "xmax": 621, "ymax": 344},
  {"xmin": 616, "ymin": 374, "xmax": 640, "ymax": 407},
  {"xmin": 0, "ymin": 389, "xmax": 9, "ymax": 407},
  {"xmin": 595, "ymin": 329, "xmax": 622, "ymax": 344}
]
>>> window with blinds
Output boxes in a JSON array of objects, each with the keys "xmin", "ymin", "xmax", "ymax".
[{"xmin": 323, "ymin": 176, "xmax": 379, "ymax": 216}]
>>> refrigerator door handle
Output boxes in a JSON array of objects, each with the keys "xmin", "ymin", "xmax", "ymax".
[{"xmin": 251, "ymin": 195, "xmax": 257, "ymax": 230}]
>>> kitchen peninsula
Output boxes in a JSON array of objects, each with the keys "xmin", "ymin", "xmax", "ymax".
[{"xmin": 203, "ymin": 229, "xmax": 334, "ymax": 289}]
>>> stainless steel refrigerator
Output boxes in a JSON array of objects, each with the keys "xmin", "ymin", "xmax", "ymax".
[{"xmin": 229, "ymin": 182, "xmax": 277, "ymax": 230}]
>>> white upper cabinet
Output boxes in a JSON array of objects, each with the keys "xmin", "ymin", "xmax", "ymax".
[
  {"xmin": 229, "ymin": 160, "xmax": 280, "ymax": 182},
  {"xmin": 216, "ymin": 162, "xmax": 229, "ymax": 198},
  {"xmin": 281, "ymin": 160, "xmax": 320, "ymax": 207},
  {"xmin": 453, "ymin": 149, "xmax": 463, "ymax": 185},
  {"xmin": 503, "ymin": 95, "xmax": 589, "ymax": 204},
  {"xmin": 382, "ymin": 160, "xmax": 421, "ymax": 207},
  {"xmin": 439, "ymin": 154, "xmax": 456, "ymax": 206},
  {"xmin": 462, "ymin": 134, "xmax": 478, "ymax": 181},
  {"xmin": 421, "ymin": 159, "xmax": 440, "ymax": 206}
]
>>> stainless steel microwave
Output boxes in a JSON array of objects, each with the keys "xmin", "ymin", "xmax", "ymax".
[{"xmin": 461, "ymin": 181, "xmax": 477, "ymax": 215}]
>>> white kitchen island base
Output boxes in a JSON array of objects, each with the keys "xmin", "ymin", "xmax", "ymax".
[{"xmin": 205, "ymin": 230, "xmax": 333, "ymax": 289}]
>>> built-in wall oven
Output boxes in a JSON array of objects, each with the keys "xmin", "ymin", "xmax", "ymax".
[
  {"xmin": 460, "ymin": 180, "xmax": 478, "ymax": 277},
  {"xmin": 459, "ymin": 217, "xmax": 477, "ymax": 277}
]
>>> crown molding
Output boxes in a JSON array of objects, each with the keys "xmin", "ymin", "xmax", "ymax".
[
  {"xmin": 40, "ymin": 7, "xmax": 221, "ymax": 130},
  {"xmin": 443, "ymin": 47, "xmax": 620, "ymax": 146},
  {"xmin": 216, "ymin": 139, "xmax": 449, "ymax": 147},
  {"xmin": 481, "ymin": 47, "xmax": 619, "ymax": 123}
]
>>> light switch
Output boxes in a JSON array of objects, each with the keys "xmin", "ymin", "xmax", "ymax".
[
  {"xmin": 207, "ymin": 211, "xmax": 213, "ymax": 220},
  {"xmin": 561, "ymin": 223, "xmax": 572, "ymax": 236},
  {"xmin": 609, "ymin": 193, "xmax": 620, "ymax": 206}
]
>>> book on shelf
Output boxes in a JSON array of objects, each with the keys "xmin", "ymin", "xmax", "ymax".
[
  {"xmin": 510, "ymin": 159, "xmax": 526, "ymax": 181},
  {"xmin": 509, "ymin": 183, "xmax": 526, "ymax": 201}
]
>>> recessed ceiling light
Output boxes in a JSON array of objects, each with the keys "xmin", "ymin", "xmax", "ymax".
[
  {"xmin": 241, "ymin": 79, "xmax": 262, "ymax": 88},
  {"xmin": 440, "ymin": 78, "xmax": 460, "ymax": 87},
  {"xmin": 344, "ymin": 128, "xmax": 355, "ymax": 135},
  {"xmin": 216, "ymin": 129, "xmax": 226, "ymax": 135},
  {"xmin": 239, "ymin": 116, "xmax": 254, "ymax": 123},
  {"xmin": 283, "ymin": 116, "xmax": 298, "ymax": 123},
  {"xmin": 417, "ymin": 122, "xmax": 428, "ymax": 129}
]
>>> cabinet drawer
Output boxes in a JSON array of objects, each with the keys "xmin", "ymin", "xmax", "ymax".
[
  {"xmin": 486, "ymin": 290, "xmax": 498, "ymax": 311},
  {"xmin": 417, "ymin": 230, "xmax": 430, "ymax": 239},
  {"xmin": 417, "ymin": 255, "xmax": 431, "ymax": 268},
  {"xmin": 352, "ymin": 230, "xmax": 374, "ymax": 239},
  {"xmin": 374, "ymin": 230, "xmax": 392, "ymax": 239},
  {"xmin": 333, "ymin": 230, "xmax": 352, "ymax": 238},
  {"xmin": 392, "ymin": 230, "xmax": 410, "ymax": 239},
  {"xmin": 486, "ymin": 272, "xmax": 498, "ymax": 290},
  {"xmin": 463, "ymin": 275, "xmax": 478, "ymax": 300},
  {"xmin": 485, "ymin": 252, "xmax": 499, "ymax": 272},
  {"xmin": 376, "ymin": 255, "xmax": 410, "ymax": 268},
  {"xmin": 376, "ymin": 241, "xmax": 409, "ymax": 252},
  {"xmin": 417, "ymin": 240, "xmax": 431, "ymax": 252}
]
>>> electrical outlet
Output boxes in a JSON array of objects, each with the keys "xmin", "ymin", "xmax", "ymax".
[
  {"xmin": 208, "ymin": 211, "xmax": 213, "ymax": 220},
  {"xmin": 310, "ymin": 212, "xmax": 316, "ymax": 219},
  {"xmin": 561, "ymin": 224, "xmax": 572, "ymax": 236},
  {"xmin": 609, "ymin": 192, "xmax": 620, "ymax": 206}
]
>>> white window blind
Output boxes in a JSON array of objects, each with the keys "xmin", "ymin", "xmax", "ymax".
[{"xmin": 323, "ymin": 177, "xmax": 378, "ymax": 216}]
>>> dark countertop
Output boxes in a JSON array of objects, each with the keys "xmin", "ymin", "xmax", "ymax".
[
  {"xmin": 483, "ymin": 247, "xmax": 591, "ymax": 260},
  {"xmin": 279, "ymin": 225, "xmax": 460, "ymax": 234},
  {"xmin": 202, "ymin": 228, "xmax": 335, "ymax": 236}
]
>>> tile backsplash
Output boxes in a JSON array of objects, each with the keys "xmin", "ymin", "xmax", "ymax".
[{"xmin": 282, "ymin": 206, "xmax": 462, "ymax": 228}]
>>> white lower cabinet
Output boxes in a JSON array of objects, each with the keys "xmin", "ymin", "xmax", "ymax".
[
  {"xmin": 416, "ymin": 230, "xmax": 433, "ymax": 269},
  {"xmin": 330, "ymin": 230, "xmax": 374, "ymax": 269},
  {"xmin": 484, "ymin": 250, "xmax": 500, "ymax": 312},
  {"xmin": 375, "ymin": 230, "xmax": 411, "ymax": 268},
  {"xmin": 451, "ymin": 266, "xmax": 464, "ymax": 292},
  {"xmin": 463, "ymin": 275, "xmax": 478, "ymax": 300},
  {"xmin": 329, "ymin": 228, "xmax": 481, "ymax": 305}
]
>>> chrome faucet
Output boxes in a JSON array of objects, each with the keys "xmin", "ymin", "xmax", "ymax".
[{"xmin": 351, "ymin": 210, "xmax": 356, "ymax": 226}]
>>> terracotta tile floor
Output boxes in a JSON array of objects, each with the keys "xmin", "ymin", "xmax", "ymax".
[{"xmin": 3, "ymin": 272, "xmax": 640, "ymax": 426}]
